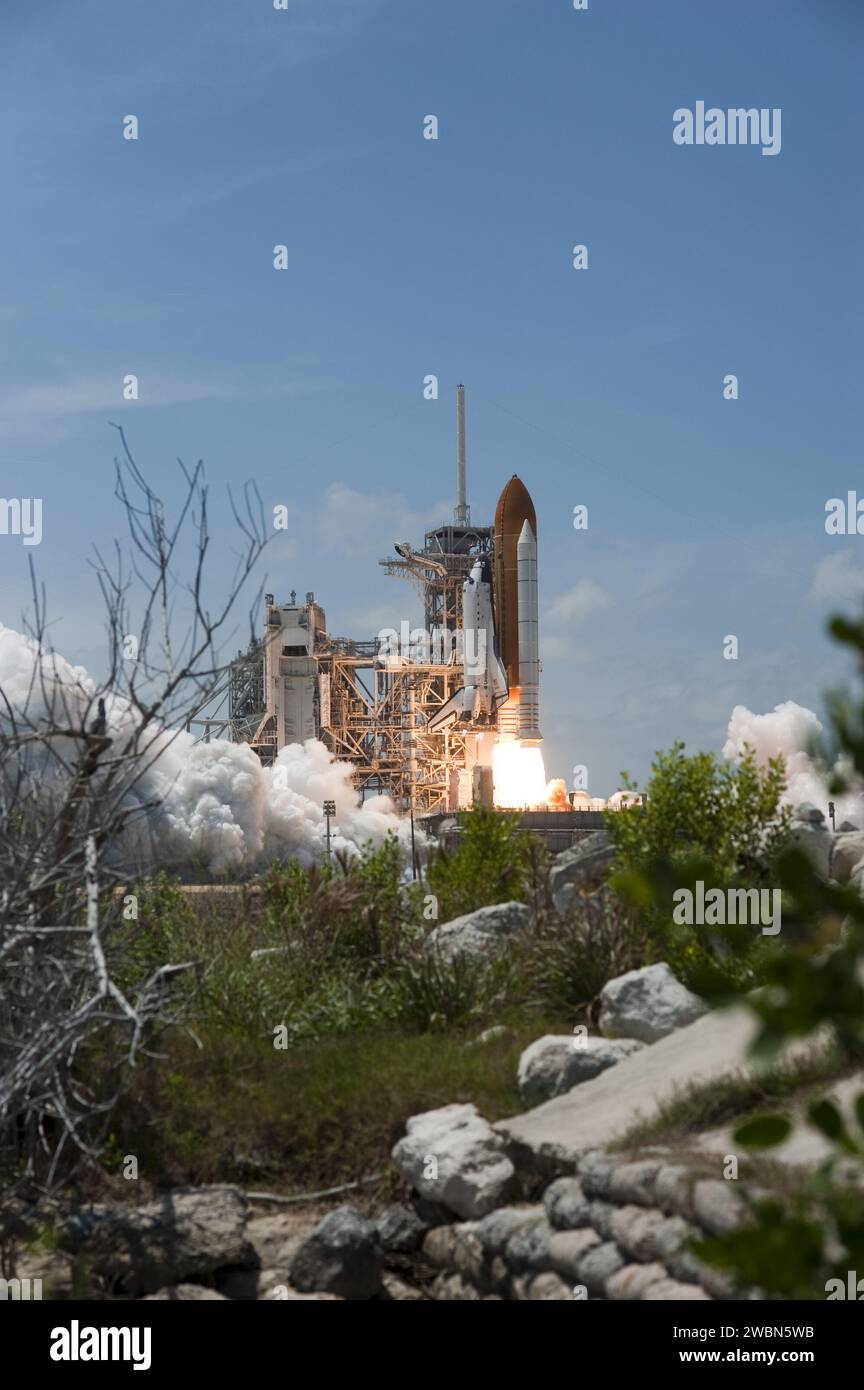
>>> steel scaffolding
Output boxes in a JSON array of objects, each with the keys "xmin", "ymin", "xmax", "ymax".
[{"xmin": 188, "ymin": 528, "xmax": 494, "ymax": 812}]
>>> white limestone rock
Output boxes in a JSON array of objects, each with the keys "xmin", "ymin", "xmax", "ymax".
[
  {"xmin": 549, "ymin": 832, "xmax": 617, "ymax": 913},
  {"xmin": 425, "ymin": 902, "xmax": 532, "ymax": 964},
  {"xmin": 392, "ymin": 1103, "xmax": 517, "ymax": 1219},
  {"xmin": 831, "ymin": 832, "xmax": 864, "ymax": 885},
  {"xmin": 599, "ymin": 962, "xmax": 708, "ymax": 1043},
  {"xmin": 788, "ymin": 817, "xmax": 838, "ymax": 872},
  {"xmin": 517, "ymin": 1034, "xmax": 643, "ymax": 1104}
]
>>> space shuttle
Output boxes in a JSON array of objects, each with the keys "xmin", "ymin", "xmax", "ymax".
[
  {"xmin": 428, "ymin": 554, "xmax": 508, "ymax": 731},
  {"xmin": 426, "ymin": 385, "xmax": 542, "ymax": 743}
]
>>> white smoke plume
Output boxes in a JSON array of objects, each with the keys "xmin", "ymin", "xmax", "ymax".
[
  {"xmin": 150, "ymin": 734, "xmax": 418, "ymax": 874},
  {"xmin": 723, "ymin": 699, "xmax": 864, "ymax": 824},
  {"xmin": 0, "ymin": 624, "xmax": 417, "ymax": 875}
]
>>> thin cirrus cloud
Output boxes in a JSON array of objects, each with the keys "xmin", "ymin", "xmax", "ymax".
[
  {"xmin": 165, "ymin": 148, "xmax": 373, "ymax": 221},
  {"xmin": 0, "ymin": 371, "xmax": 319, "ymax": 436},
  {"xmin": 544, "ymin": 577, "xmax": 613, "ymax": 626},
  {"xmin": 317, "ymin": 482, "xmax": 452, "ymax": 561}
]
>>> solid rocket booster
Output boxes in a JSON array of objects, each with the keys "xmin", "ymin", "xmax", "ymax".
[{"xmin": 517, "ymin": 518, "xmax": 541, "ymax": 742}]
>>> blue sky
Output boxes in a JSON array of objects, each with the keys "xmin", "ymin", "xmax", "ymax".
[{"xmin": 0, "ymin": 0, "xmax": 861, "ymax": 794}]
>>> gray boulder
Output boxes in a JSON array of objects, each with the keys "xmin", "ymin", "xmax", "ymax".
[
  {"xmin": 643, "ymin": 1277, "xmax": 710, "ymax": 1301},
  {"xmin": 143, "ymin": 1284, "xmax": 228, "ymax": 1300},
  {"xmin": 789, "ymin": 820, "xmax": 832, "ymax": 878},
  {"xmin": 577, "ymin": 1150, "xmax": 616, "ymax": 1198},
  {"xmin": 289, "ymin": 1206, "xmax": 382, "ymax": 1300},
  {"xmin": 578, "ymin": 1240, "xmax": 624, "ymax": 1294},
  {"xmin": 606, "ymin": 1262, "xmax": 667, "ymax": 1300},
  {"xmin": 392, "ymin": 1103, "xmax": 517, "ymax": 1219},
  {"xmin": 381, "ymin": 1273, "xmax": 427, "ymax": 1301},
  {"xmin": 258, "ymin": 1284, "xmax": 343, "ymax": 1301},
  {"xmin": 425, "ymin": 902, "xmax": 531, "ymax": 964},
  {"xmin": 517, "ymin": 1034, "xmax": 643, "ymax": 1104},
  {"xmin": 794, "ymin": 802, "xmax": 825, "ymax": 825},
  {"xmin": 244, "ymin": 1212, "xmax": 313, "ymax": 1277},
  {"xmin": 599, "ymin": 962, "xmax": 708, "ymax": 1043},
  {"xmin": 850, "ymin": 867, "xmax": 864, "ymax": 911},
  {"xmin": 527, "ymin": 1271, "xmax": 574, "ymax": 1300},
  {"xmin": 475, "ymin": 1205, "xmax": 544, "ymax": 1256},
  {"xmin": 59, "ymin": 1186, "xmax": 253, "ymax": 1296},
  {"xmin": 422, "ymin": 1226, "xmax": 461, "ymax": 1268},
  {"xmin": 550, "ymin": 831, "xmax": 616, "ymax": 913},
  {"xmin": 548, "ymin": 1228, "xmax": 601, "ymax": 1279},
  {"xmin": 503, "ymin": 1216, "xmax": 552, "ymax": 1274},
  {"xmin": 691, "ymin": 1180, "xmax": 744, "ymax": 1236},
  {"xmin": 543, "ymin": 1177, "xmax": 591, "ymax": 1231},
  {"xmin": 830, "ymin": 832, "xmax": 864, "ymax": 885},
  {"xmin": 375, "ymin": 1204, "xmax": 426, "ymax": 1254},
  {"xmin": 608, "ymin": 1160, "xmax": 663, "ymax": 1206}
]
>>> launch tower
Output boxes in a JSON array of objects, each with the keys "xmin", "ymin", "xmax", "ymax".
[{"xmin": 190, "ymin": 386, "xmax": 544, "ymax": 813}]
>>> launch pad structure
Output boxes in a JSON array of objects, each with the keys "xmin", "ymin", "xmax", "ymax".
[{"xmin": 188, "ymin": 387, "xmax": 546, "ymax": 815}]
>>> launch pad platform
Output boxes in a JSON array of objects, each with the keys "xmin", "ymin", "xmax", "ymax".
[{"xmin": 425, "ymin": 809, "xmax": 606, "ymax": 855}]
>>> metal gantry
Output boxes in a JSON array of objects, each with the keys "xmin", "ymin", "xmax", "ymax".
[{"xmin": 186, "ymin": 526, "xmax": 494, "ymax": 813}]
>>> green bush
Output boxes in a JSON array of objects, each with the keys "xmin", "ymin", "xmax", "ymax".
[
  {"xmin": 425, "ymin": 805, "xmax": 547, "ymax": 923},
  {"xmin": 524, "ymin": 889, "xmax": 651, "ymax": 1016},
  {"xmin": 627, "ymin": 609, "xmax": 864, "ymax": 1298},
  {"xmin": 607, "ymin": 744, "xmax": 792, "ymax": 994},
  {"xmin": 388, "ymin": 948, "xmax": 520, "ymax": 1033},
  {"xmin": 606, "ymin": 742, "xmax": 791, "ymax": 883},
  {"xmin": 260, "ymin": 834, "xmax": 409, "ymax": 973},
  {"xmin": 119, "ymin": 871, "xmax": 199, "ymax": 984},
  {"xmin": 272, "ymin": 971, "xmax": 401, "ymax": 1046}
]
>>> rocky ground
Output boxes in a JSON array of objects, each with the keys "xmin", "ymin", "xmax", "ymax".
[
  {"xmin": 5, "ymin": 802, "xmax": 861, "ymax": 1302},
  {"xmin": 12, "ymin": 958, "xmax": 851, "ymax": 1302}
]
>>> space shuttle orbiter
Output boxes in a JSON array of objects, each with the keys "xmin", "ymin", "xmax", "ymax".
[{"xmin": 427, "ymin": 554, "xmax": 508, "ymax": 731}]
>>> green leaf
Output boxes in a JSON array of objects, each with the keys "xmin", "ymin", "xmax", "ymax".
[
  {"xmin": 807, "ymin": 1098, "xmax": 850, "ymax": 1145},
  {"xmin": 734, "ymin": 1114, "xmax": 792, "ymax": 1149}
]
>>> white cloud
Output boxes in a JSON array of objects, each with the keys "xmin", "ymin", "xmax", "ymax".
[
  {"xmin": 541, "ymin": 632, "xmax": 595, "ymax": 663},
  {"xmin": 545, "ymin": 577, "xmax": 613, "ymax": 626},
  {"xmin": 808, "ymin": 550, "xmax": 864, "ymax": 607},
  {"xmin": 317, "ymin": 482, "xmax": 448, "ymax": 561}
]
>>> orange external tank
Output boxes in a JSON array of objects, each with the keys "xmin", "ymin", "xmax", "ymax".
[{"xmin": 493, "ymin": 474, "xmax": 537, "ymax": 690}]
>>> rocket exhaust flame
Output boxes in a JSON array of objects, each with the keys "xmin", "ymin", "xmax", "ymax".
[{"xmin": 492, "ymin": 739, "xmax": 548, "ymax": 809}]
